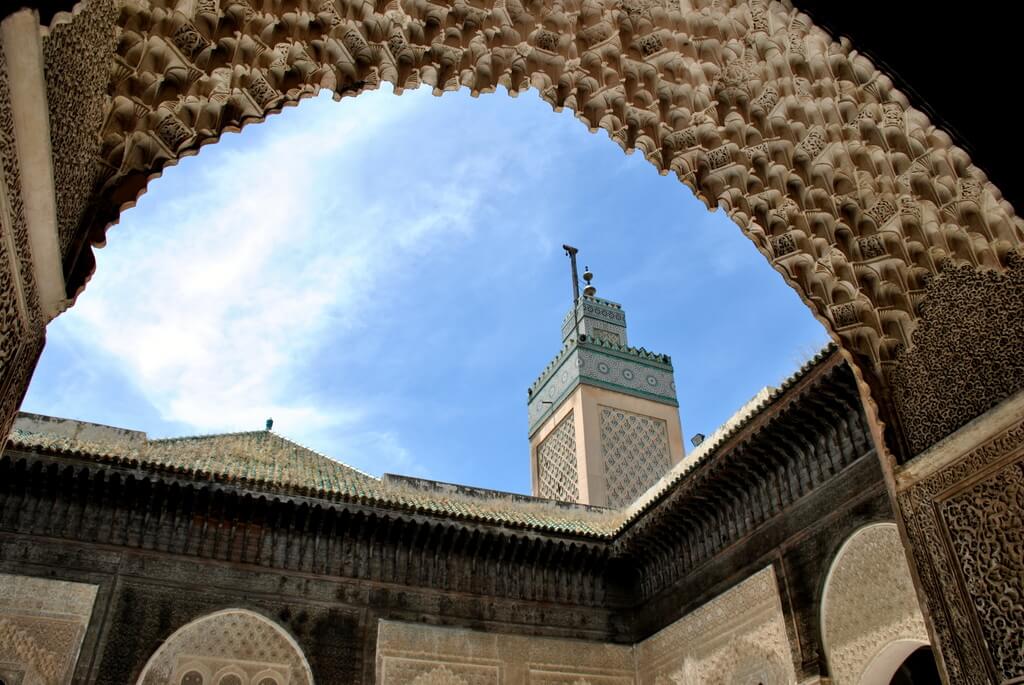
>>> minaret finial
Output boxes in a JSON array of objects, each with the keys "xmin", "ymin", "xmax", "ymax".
[
  {"xmin": 562, "ymin": 244, "xmax": 580, "ymax": 304},
  {"xmin": 582, "ymin": 265, "xmax": 596, "ymax": 297}
]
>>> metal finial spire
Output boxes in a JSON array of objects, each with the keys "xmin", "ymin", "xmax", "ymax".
[
  {"xmin": 562, "ymin": 244, "xmax": 580, "ymax": 304},
  {"xmin": 582, "ymin": 265, "xmax": 596, "ymax": 297}
]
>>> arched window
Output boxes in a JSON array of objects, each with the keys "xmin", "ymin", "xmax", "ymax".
[
  {"xmin": 180, "ymin": 672, "xmax": 204, "ymax": 685},
  {"xmin": 257, "ymin": 679, "xmax": 280, "ymax": 685},
  {"xmin": 135, "ymin": 609, "xmax": 313, "ymax": 685}
]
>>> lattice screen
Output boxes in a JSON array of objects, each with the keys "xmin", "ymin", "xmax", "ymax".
[
  {"xmin": 536, "ymin": 412, "xmax": 579, "ymax": 502},
  {"xmin": 600, "ymin": 407, "xmax": 671, "ymax": 507}
]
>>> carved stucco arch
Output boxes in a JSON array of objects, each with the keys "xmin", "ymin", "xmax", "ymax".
[
  {"xmin": 820, "ymin": 522, "xmax": 931, "ymax": 685},
  {"xmin": 39, "ymin": 0, "xmax": 1024, "ymax": 457},
  {"xmin": 134, "ymin": 608, "xmax": 315, "ymax": 685}
]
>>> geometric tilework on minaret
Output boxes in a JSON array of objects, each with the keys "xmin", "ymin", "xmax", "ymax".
[{"xmin": 528, "ymin": 260, "xmax": 685, "ymax": 508}]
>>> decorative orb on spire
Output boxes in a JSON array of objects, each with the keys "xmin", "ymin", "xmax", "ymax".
[{"xmin": 582, "ymin": 266, "xmax": 597, "ymax": 297}]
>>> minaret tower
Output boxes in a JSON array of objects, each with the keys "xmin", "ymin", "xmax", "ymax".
[{"xmin": 527, "ymin": 247, "xmax": 685, "ymax": 507}]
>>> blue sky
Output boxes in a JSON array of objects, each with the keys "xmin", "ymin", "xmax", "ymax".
[{"xmin": 23, "ymin": 84, "xmax": 829, "ymax": 493}]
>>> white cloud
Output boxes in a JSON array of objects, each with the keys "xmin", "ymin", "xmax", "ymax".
[{"xmin": 52, "ymin": 86, "xmax": 526, "ymax": 474}]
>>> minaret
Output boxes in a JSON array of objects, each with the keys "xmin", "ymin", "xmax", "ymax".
[{"xmin": 527, "ymin": 248, "xmax": 685, "ymax": 507}]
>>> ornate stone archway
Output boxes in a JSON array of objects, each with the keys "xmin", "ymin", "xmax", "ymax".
[
  {"xmin": 820, "ymin": 523, "xmax": 930, "ymax": 685},
  {"xmin": 0, "ymin": 0, "xmax": 1022, "ymax": 682},
  {"xmin": 22, "ymin": 0, "xmax": 1023, "ymax": 458},
  {"xmin": 134, "ymin": 608, "xmax": 315, "ymax": 685}
]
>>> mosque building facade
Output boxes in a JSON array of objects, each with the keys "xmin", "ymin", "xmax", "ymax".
[{"xmin": 0, "ymin": 273, "xmax": 939, "ymax": 683}]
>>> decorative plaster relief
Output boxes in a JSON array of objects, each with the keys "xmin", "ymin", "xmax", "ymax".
[
  {"xmin": 898, "ymin": 417, "xmax": 1024, "ymax": 684},
  {"xmin": 578, "ymin": 350, "xmax": 676, "ymax": 402},
  {"xmin": 941, "ymin": 459, "xmax": 1024, "ymax": 682},
  {"xmin": 820, "ymin": 523, "xmax": 929, "ymax": 685},
  {"xmin": 376, "ymin": 620, "xmax": 634, "ymax": 685},
  {"xmin": 0, "ymin": 45, "xmax": 44, "ymax": 441},
  {"xmin": 66, "ymin": 0, "xmax": 1023, "ymax": 392},
  {"xmin": 536, "ymin": 411, "xmax": 579, "ymax": 502},
  {"xmin": 889, "ymin": 250, "xmax": 1024, "ymax": 456},
  {"xmin": 599, "ymin": 407, "xmax": 671, "ymax": 507},
  {"xmin": 41, "ymin": 0, "xmax": 117, "ymax": 256},
  {"xmin": 0, "ymin": 573, "xmax": 98, "ymax": 685},
  {"xmin": 136, "ymin": 609, "xmax": 313, "ymax": 685},
  {"xmin": 634, "ymin": 566, "xmax": 796, "ymax": 685},
  {"xmin": 381, "ymin": 659, "xmax": 496, "ymax": 685}
]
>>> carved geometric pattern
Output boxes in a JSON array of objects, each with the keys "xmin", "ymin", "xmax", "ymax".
[
  {"xmin": 0, "ymin": 48, "xmax": 45, "ymax": 443},
  {"xmin": 591, "ymin": 328, "xmax": 622, "ymax": 346},
  {"xmin": 941, "ymin": 459, "xmax": 1024, "ymax": 682},
  {"xmin": 897, "ymin": 418, "xmax": 1024, "ymax": 684},
  {"xmin": 41, "ymin": 0, "xmax": 118, "ymax": 256},
  {"xmin": 0, "ymin": 47, "xmax": 40, "ymax": 333},
  {"xmin": 379, "ymin": 658, "xmax": 497, "ymax": 685},
  {"xmin": 58, "ymin": 0, "xmax": 1022, "ymax": 394},
  {"xmin": 376, "ymin": 621, "xmax": 633, "ymax": 685},
  {"xmin": 410, "ymin": 665, "xmax": 472, "ymax": 685},
  {"xmin": 0, "ymin": 574, "xmax": 98, "ymax": 685},
  {"xmin": 820, "ymin": 523, "xmax": 930, "ymax": 685},
  {"xmin": 889, "ymin": 250, "xmax": 1024, "ymax": 456},
  {"xmin": 537, "ymin": 412, "xmax": 579, "ymax": 502},
  {"xmin": 136, "ymin": 609, "xmax": 313, "ymax": 685},
  {"xmin": 529, "ymin": 673, "xmax": 632, "ymax": 685},
  {"xmin": 599, "ymin": 407, "xmax": 671, "ymax": 507},
  {"xmin": 634, "ymin": 566, "xmax": 797, "ymax": 685}
]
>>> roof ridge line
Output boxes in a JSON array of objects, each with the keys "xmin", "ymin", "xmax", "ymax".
[{"xmin": 265, "ymin": 431, "xmax": 378, "ymax": 481}]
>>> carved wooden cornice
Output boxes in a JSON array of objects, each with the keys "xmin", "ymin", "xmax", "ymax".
[{"xmin": 0, "ymin": 349, "xmax": 879, "ymax": 641}]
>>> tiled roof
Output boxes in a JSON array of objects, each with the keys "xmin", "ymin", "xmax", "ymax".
[
  {"xmin": 8, "ymin": 420, "xmax": 617, "ymax": 536},
  {"xmin": 7, "ymin": 345, "xmax": 838, "ymax": 538}
]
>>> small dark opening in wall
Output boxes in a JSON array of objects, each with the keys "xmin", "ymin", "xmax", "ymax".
[{"xmin": 889, "ymin": 646, "xmax": 941, "ymax": 685}]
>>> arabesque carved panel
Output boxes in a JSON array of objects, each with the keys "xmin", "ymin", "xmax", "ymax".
[
  {"xmin": 0, "ymin": 574, "xmax": 98, "ymax": 685},
  {"xmin": 941, "ymin": 459, "xmax": 1024, "ymax": 682},
  {"xmin": 634, "ymin": 566, "xmax": 796, "ymax": 685},
  {"xmin": 376, "ymin": 620, "xmax": 634, "ymax": 685},
  {"xmin": 898, "ymin": 418, "xmax": 1024, "ymax": 684},
  {"xmin": 889, "ymin": 250, "xmax": 1024, "ymax": 456}
]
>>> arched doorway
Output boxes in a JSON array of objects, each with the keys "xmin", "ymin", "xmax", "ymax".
[
  {"xmin": 885, "ymin": 646, "xmax": 941, "ymax": 685},
  {"xmin": 820, "ymin": 523, "xmax": 931, "ymax": 685},
  {"xmin": 134, "ymin": 609, "xmax": 314, "ymax": 685},
  {"xmin": 857, "ymin": 641, "xmax": 940, "ymax": 685}
]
